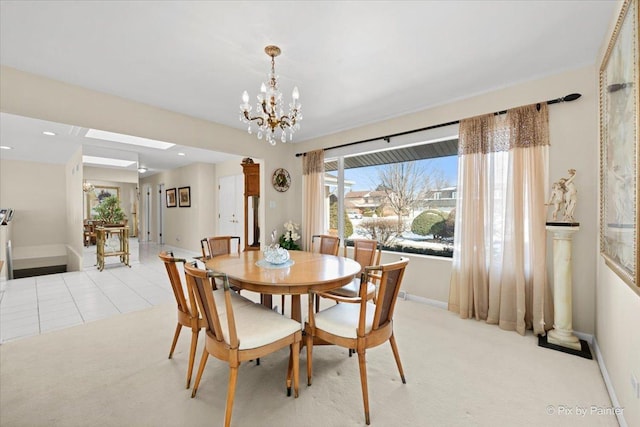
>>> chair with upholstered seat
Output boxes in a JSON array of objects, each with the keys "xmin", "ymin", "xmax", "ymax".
[
  {"xmin": 314, "ymin": 238, "xmax": 380, "ymax": 313},
  {"xmin": 305, "ymin": 257, "xmax": 409, "ymax": 425},
  {"xmin": 185, "ymin": 262, "xmax": 302, "ymax": 427},
  {"xmin": 159, "ymin": 251, "xmax": 207, "ymax": 389},
  {"xmin": 280, "ymin": 234, "xmax": 340, "ymax": 315},
  {"xmin": 160, "ymin": 251, "xmax": 254, "ymax": 389}
]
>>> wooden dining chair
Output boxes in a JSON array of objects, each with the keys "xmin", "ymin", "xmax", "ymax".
[
  {"xmin": 200, "ymin": 235, "xmax": 241, "ymax": 260},
  {"xmin": 159, "ymin": 251, "xmax": 206, "ymax": 389},
  {"xmin": 305, "ymin": 257, "xmax": 410, "ymax": 425},
  {"xmin": 280, "ymin": 234, "xmax": 340, "ymax": 315},
  {"xmin": 314, "ymin": 238, "xmax": 381, "ymax": 313},
  {"xmin": 185, "ymin": 262, "xmax": 302, "ymax": 427},
  {"xmin": 83, "ymin": 220, "xmax": 94, "ymax": 247},
  {"xmin": 200, "ymin": 236, "xmax": 242, "ymax": 292},
  {"xmin": 311, "ymin": 234, "xmax": 340, "ymax": 256}
]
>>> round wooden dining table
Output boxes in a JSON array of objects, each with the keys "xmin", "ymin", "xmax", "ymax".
[{"xmin": 205, "ymin": 250, "xmax": 361, "ymax": 322}]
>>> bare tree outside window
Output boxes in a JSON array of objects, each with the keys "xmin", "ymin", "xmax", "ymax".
[{"xmin": 376, "ymin": 161, "xmax": 426, "ymax": 232}]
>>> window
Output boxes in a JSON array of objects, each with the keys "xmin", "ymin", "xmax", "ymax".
[{"xmin": 324, "ymin": 135, "xmax": 458, "ymax": 258}]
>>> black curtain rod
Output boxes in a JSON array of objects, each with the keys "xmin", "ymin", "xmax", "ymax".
[{"xmin": 294, "ymin": 92, "xmax": 582, "ymax": 157}]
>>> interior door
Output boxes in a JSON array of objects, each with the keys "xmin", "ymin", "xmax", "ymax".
[
  {"xmin": 218, "ymin": 174, "xmax": 243, "ymax": 241},
  {"xmin": 157, "ymin": 184, "xmax": 165, "ymax": 245},
  {"xmin": 143, "ymin": 184, "xmax": 152, "ymax": 242}
]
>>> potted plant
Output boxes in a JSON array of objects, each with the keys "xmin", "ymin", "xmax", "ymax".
[{"xmin": 93, "ymin": 195, "xmax": 126, "ymax": 226}]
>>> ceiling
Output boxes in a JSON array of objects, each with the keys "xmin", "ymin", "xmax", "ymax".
[
  {"xmin": 0, "ymin": 1, "xmax": 618, "ymax": 173},
  {"xmin": 0, "ymin": 112, "xmax": 242, "ymax": 175}
]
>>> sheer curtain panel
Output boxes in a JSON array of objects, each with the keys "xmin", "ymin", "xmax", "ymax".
[
  {"xmin": 302, "ymin": 150, "xmax": 325, "ymax": 250},
  {"xmin": 448, "ymin": 104, "xmax": 553, "ymax": 336}
]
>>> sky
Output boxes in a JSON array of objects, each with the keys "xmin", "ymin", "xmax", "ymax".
[{"xmin": 343, "ymin": 155, "xmax": 458, "ymax": 191}]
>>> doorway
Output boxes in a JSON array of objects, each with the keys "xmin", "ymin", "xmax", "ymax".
[
  {"xmin": 218, "ymin": 174, "xmax": 243, "ymax": 241},
  {"xmin": 157, "ymin": 184, "xmax": 165, "ymax": 245},
  {"xmin": 143, "ymin": 184, "xmax": 152, "ymax": 242}
]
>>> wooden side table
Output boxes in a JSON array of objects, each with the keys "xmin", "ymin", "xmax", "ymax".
[{"xmin": 96, "ymin": 226, "xmax": 130, "ymax": 271}]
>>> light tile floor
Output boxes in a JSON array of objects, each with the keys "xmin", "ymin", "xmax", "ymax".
[{"xmin": 0, "ymin": 241, "xmax": 199, "ymax": 343}]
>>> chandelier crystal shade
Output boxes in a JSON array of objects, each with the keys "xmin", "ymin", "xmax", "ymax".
[
  {"xmin": 82, "ymin": 180, "xmax": 95, "ymax": 193},
  {"xmin": 240, "ymin": 45, "xmax": 302, "ymax": 145}
]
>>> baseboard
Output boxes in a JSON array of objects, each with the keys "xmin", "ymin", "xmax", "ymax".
[
  {"xmin": 574, "ymin": 331, "xmax": 594, "ymax": 345},
  {"xmin": 159, "ymin": 244, "xmax": 201, "ymax": 258},
  {"xmin": 592, "ymin": 337, "xmax": 628, "ymax": 427},
  {"xmin": 402, "ymin": 292, "xmax": 449, "ymax": 310}
]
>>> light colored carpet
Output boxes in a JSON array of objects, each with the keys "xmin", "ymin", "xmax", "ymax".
[{"xmin": 0, "ymin": 298, "xmax": 617, "ymax": 427}]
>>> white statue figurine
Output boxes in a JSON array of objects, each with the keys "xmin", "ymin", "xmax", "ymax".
[
  {"xmin": 563, "ymin": 169, "xmax": 577, "ymax": 222},
  {"xmin": 546, "ymin": 181, "xmax": 565, "ymax": 220},
  {"xmin": 546, "ymin": 168, "xmax": 577, "ymax": 222}
]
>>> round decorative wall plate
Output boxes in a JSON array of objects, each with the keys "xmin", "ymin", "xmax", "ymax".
[{"xmin": 272, "ymin": 168, "xmax": 291, "ymax": 192}]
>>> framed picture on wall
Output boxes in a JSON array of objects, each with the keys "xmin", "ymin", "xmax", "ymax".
[
  {"xmin": 86, "ymin": 186, "xmax": 119, "ymax": 218},
  {"xmin": 166, "ymin": 188, "xmax": 177, "ymax": 208},
  {"xmin": 178, "ymin": 186, "xmax": 191, "ymax": 207},
  {"xmin": 599, "ymin": 0, "xmax": 639, "ymax": 294}
]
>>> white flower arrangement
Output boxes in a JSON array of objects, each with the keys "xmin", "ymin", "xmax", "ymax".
[{"xmin": 279, "ymin": 220, "xmax": 301, "ymax": 250}]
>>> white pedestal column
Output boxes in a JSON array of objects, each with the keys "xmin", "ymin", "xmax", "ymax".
[{"xmin": 546, "ymin": 225, "xmax": 581, "ymax": 350}]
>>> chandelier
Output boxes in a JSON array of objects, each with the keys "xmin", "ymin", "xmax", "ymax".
[
  {"xmin": 240, "ymin": 45, "xmax": 302, "ymax": 145},
  {"xmin": 82, "ymin": 180, "xmax": 95, "ymax": 193}
]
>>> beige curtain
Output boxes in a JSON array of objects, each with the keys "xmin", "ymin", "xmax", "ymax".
[
  {"xmin": 302, "ymin": 149, "xmax": 325, "ymax": 250},
  {"xmin": 448, "ymin": 103, "xmax": 553, "ymax": 336}
]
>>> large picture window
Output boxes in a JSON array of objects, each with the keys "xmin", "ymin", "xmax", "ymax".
[{"xmin": 324, "ymin": 136, "xmax": 458, "ymax": 257}]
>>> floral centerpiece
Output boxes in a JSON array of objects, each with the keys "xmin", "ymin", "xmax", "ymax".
[{"xmin": 279, "ymin": 220, "xmax": 301, "ymax": 250}]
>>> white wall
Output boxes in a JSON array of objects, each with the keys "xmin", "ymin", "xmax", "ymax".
[
  {"xmin": 65, "ymin": 148, "xmax": 84, "ymax": 271},
  {"xmin": 84, "ymin": 166, "xmax": 138, "ymax": 184},
  {"xmin": 140, "ymin": 162, "xmax": 217, "ymax": 252},
  {"xmin": 0, "ymin": 159, "xmax": 67, "ymax": 247}
]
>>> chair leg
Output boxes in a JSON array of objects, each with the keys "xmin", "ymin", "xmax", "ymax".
[
  {"xmin": 286, "ymin": 347, "xmax": 293, "ymax": 396},
  {"xmin": 389, "ymin": 333, "xmax": 406, "ymax": 384},
  {"xmin": 292, "ymin": 339, "xmax": 300, "ymax": 398},
  {"xmin": 224, "ymin": 366, "xmax": 239, "ymax": 427},
  {"xmin": 314, "ymin": 294, "xmax": 320, "ymax": 313},
  {"xmin": 357, "ymin": 350, "xmax": 371, "ymax": 425},
  {"xmin": 306, "ymin": 330, "xmax": 313, "ymax": 386},
  {"xmin": 281, "ymin": 295, "xmax": 286, "ymax": 315},
  {"xmin": 191, "ymin": 349, "xmax": 209, "ymax": 398},
  {"xmin": 168, "ymin": 323, "xmax": 182, "ymax": 359},
  {"xmin": 186, "ymin": 329, "xmax": 199, "ymax": 389}
]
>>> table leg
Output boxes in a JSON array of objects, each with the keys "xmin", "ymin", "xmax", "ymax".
[
  {"xmin": 260, "ymin": 294, "xmax": 273, "ymax": 309},
  {"xmin": 291, "ymin": 295, "xmax": 301, "ymax": 323}
]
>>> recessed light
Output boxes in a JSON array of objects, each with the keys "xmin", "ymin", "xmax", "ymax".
[
  {"xmin": 85, "ymin": 129, "xmax": 175, "ymax": 150},
  {"xmin": 42, "ymin": 131, "xmax": 56, "ymax": 136},
  {"xmin": 82, "ymin": 155, "xmax": 136, "ymax": 168},
  {"xmin": 137, "ymin": 167, "xmax": 148, "ymax": 173},
  {"xmin": 178, "ymin": 152, "xmax": 186, "ymax": 156},
  {"xmin": 0, "ymin": 146, "xmax": 13, "ymax": 150}
]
